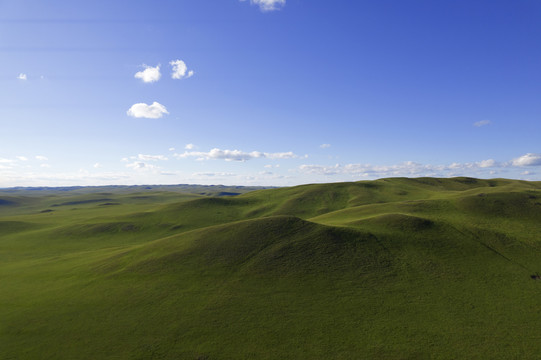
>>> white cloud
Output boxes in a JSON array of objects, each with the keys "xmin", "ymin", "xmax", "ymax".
[
  {"xmin": 170, "ymin": 60, "xmax": 194, "ymax": 80},
  {"xmin": 16, "ymin": 156, "xmax": 28, "ymax": 161},
  {"xmin": 474, "ymin": 120, "xmax": 491, "ymax": 127},
  {"xmin": 126, "ymin": 161, "xmax": 158, "ymax": 171},
  {"xmin": 320, "ymin": 144, "xmax": 331, "ymax": 149},
  {"xmin": 185, "ymin": 143, "xmax": 195, "ymax": 150},
  {"xmin": 241, "ymin": 0, "xmax": 286, "ymax": 11},
  {"xmin": 127, "ymin": 102, "xmax": 169, "ymax": 119},
  {"xmin": 134, "ymin": 64, "xmax": 161, "ymax": 83},
  {"xmin": 266, "ymin": 152, "xmax": 297, "ymax": 159},
  {"xmin": 192, "ymin": 172, "xmax": 236, "ymax": 177},
  {"xmin": 477, "ymin": 159, "xmax": 496, "ymax": 168},
  {"xmin": 174, "ymin": 148, "xmax": 297, "ymax": 162},
  {"xmin": 135, "ymin": 154, "xmax": 168, "ymax": 161},
  {"xmin": 35, "ymin": 155, "xmax": 48, "ymax": 161},
  {"xmin": 40, "ymin": 164, "xmax": 51, "ymax": 168},
  {"xmin": 17, "ymin": 73, "xmax": 27, "ymax": 80},
  {"xmin": 299, "ymin": 158, "xmax": 502, "ymax": 178},
  {"xmin": 93, "ymin": 163, "xmax": 102, "ymax": 168},
  {"xmin": 169, "ymin": 147, "xmax": 176, "ymax": 152},
  {"xmin": 512, "ymin": 153, "xmax": 541, "ymax": 167}
]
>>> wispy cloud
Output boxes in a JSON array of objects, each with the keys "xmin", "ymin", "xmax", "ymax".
[
  {"xmin": 299, "ymin": 158, "xmax": 502, "ymax": 178},
  {"xmin": 170, "ymin": 60, "xmax": 194, "ymax": 80},
  {"xmin": 474, "ymin": 120, "xmax": 491, "ymax": 127},
  {"xmin": 16, "ymin": 156, "xmax": 28, "ymax": 161},
  {"xmin": 127, "ymin": 102, "xmax": 169, "ymax": 119},
  {"xmin": 17, "ymin": 73, "xmax": 27, "ymax": 80},
  {"xmin": 174, "ymin": 148, "xmax": 297, "ymax": 162},
  {"xmin": 134, "ymin": 154, "xmax": 168, "ymax": 161},
  {"xmin": 35, "ymin": 155, "xmax": 48, "ymax": 161},
  {"xmin": 134, "ymin": 64, "xmax": 161, "ymax": 83},
  {"xmin": 126, "ymin": 161, "xmax": 158, "ymax": 171},
  {"xmin": 320, "ymin": 144, "xmax": 331, "ymax": 149},
  {"xmin": 241, "ymin": 0, "xmax": 286, "ymax": 11},
  {"xmin": 0, "ymin": 158, "xmax": 14, "ymax": 165},
  {"xmin": 192, "ymin": 172, "xmax": 236, "ymax": 177}
]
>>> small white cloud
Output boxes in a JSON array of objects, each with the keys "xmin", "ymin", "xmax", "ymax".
[
  {"xmin": 93, "ymin": 163, "xmax": 102, "ymax": 168},
  {"xmin": 134, "ymin": 64, "xmax": 161, "ymax": 83},
  {"xmin": 40, "ymin": 163, "xmax": 51, "ymax": 168},
  {"xmin": 169, "ymin": 147, "xmax": 176, "ymax": 152},
  {"xmin": 474, "ymin": 120, "xmax": 491, "ymax": 127},
  {"xmin": 320, "ymin": 144, "xmax": 331, "ymax": 149},
  {"xmin": 512, "ymin": 153, "xmax": 541, "ymax": 167},
  {"xmin": 127, "ymin": 102, "xmax": 169, "ymax": 119},
  {"xmin": 170, "ymin": 60, "xmax": 194, "ymax": 80},
  {"xmin": 17, "ymin": 73, "xmax": 27, "ymax": 80},
  {"xmin": 185, "ymin": 143, "xmax": 195, "ymax": 150},
  {"xmin": 16, "ymin": 156, "xmax": 28, "ymax": 161},
  {"xmin": 241, "ymin": 0, "xmax": 286, "ymax": 11},
  {"xmin": 35, "ymin": 155, "xmax": 48, "ymax": 161}
]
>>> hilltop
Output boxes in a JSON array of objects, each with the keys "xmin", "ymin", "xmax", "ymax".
[{"xmin": 1, "ymin": 177, "xmax": 541, "ymax": 359}]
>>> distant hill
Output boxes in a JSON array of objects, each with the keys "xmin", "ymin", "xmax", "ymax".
[{"xmin": 1, "ymin": 177, "xmax": 541, "ymax": 359}]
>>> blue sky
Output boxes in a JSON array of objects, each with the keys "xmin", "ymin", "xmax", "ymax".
[{"xmin": 1, "ymin": 0, "xmax": 540, "ymax": 187}]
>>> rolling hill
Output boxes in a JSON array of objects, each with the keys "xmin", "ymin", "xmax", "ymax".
[{"xmin": 1, "ymin": 177, "xmax": 541, "ymax": 359}]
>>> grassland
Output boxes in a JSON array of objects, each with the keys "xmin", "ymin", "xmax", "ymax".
[{"xmin": 1, "ymin": 177, "xmax": 541, "ymax": 359}]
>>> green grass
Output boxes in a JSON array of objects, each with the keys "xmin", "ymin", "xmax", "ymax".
[{"xmin": 1, "ymin": 177, "xmax": 541, "ymax": 359}]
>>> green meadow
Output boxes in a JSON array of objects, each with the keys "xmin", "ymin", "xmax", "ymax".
[{"xmin": 1, "ymin": 177, "xmax": 541, "ymax": 359}]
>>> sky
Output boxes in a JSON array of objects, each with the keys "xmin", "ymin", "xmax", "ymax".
[{"xmin": 1, "ymin": 0, "xmax": 540, "ymax": 187}]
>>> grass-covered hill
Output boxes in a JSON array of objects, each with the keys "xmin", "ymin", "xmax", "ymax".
[{"xmin": 1, "ymin": 177, "xmax": 541, "ymax": 359}]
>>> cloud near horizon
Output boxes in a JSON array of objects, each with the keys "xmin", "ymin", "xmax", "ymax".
[
  {"xmin": 298, "ymin": 159, "xmax": 504, "ymax": 178},
  {"xmin": 126, "ymin": 161, "xmax": 158, "ymax": 171},
  {"xmin": 135, "ymin": 154, "xmax": 168, "ymax": 161},
  {"xmin": 174, "ymin": 148, "xmax": 297, "ymax": 161},
  {"xmin": 299, "ymin": 152, "xmax": 541, "ymax": 179},
  {"xmin": 134, "ymin": 64, "xmax": 161, "ymax": 83},
  {"xmin": 512, "ymin": 153, "xmax": 541, "ymax": 166},
  {"xmin": 127, "ymin": 102, "xmax": 169, "ymax": 119}
]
